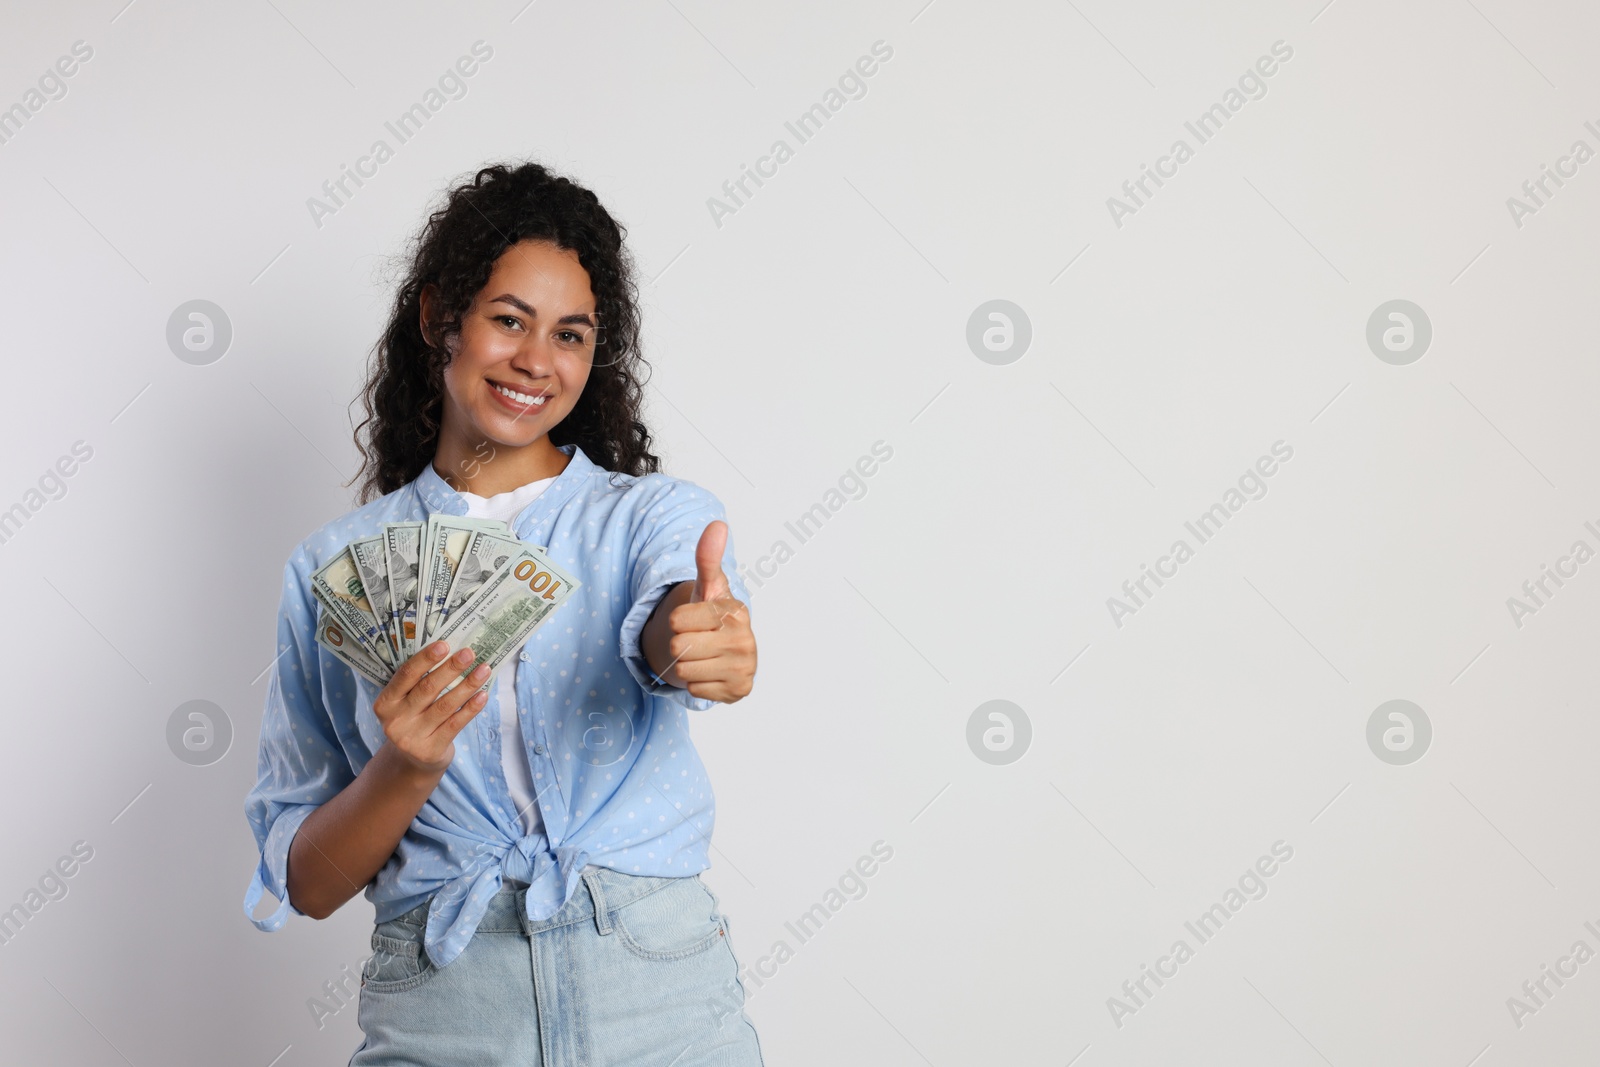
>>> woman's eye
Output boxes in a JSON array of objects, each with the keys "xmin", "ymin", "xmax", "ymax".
[{"xmin": 497, "ymin": 315, "xmax": 522, "ymax": 330}]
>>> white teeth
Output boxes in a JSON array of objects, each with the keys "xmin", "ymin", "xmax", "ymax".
[{"xmin": 492, "ymin": 383, "xmax": 547, "ymax": 406}]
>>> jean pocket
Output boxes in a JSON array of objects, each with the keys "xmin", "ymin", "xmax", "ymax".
[
  {"xmin": 362, "ymin": 924, "xmax": 438, "ymax": 993},
  {"xmin": 612, "ymin": 876, "xmax": 728, "ymax": 962}
]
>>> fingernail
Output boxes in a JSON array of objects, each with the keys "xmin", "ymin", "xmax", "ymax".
[
  {"xmin": 470, "ymin": 664, "xmax": 489, "ymax": 680},
  {"xmin": 431, "ymin": 642, "xmax": 449, "ymax": 658}
]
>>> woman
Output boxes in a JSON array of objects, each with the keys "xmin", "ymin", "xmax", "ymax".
[{"xmin": 243, "ymin": 161, "xmax": 765, "ymax": 1065}]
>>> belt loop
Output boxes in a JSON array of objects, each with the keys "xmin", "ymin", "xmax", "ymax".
[
  {"xmin": 581, "ymin": 867, "xmax": 612, "ymax": 936},
  {"xmin": 515, "ymin": 884, "xmax": 533, "ymax": 937}
]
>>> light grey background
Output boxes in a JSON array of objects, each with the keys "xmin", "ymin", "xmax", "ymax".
[{"xmin": 1, "ymin": 0, "xmax": 1596, "ymax": 1063}]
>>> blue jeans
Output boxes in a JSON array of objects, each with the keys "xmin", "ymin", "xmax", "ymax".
[{"xmin": 350, "ymin": 866, "xmax": 765, "ymax": 1066}]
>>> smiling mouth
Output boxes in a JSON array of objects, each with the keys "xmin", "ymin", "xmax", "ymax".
[{"xmin": 489, "ymin": 381, "xmax": 550, "ymax": 408}]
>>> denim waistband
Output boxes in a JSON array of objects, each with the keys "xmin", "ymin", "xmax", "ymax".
[{"xmin": 392, "ymin": 865, "xmax": 689, "ymax": 937}]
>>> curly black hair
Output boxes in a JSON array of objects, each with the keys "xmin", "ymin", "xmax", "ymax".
[{"xmin": 352, "ymin": 160, "xmax": 660, "ymax": 502}]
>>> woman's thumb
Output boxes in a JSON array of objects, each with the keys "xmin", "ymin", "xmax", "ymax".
[{"xmin": 690, "ymin": 521, "xmax": 730, "ymax": 603}]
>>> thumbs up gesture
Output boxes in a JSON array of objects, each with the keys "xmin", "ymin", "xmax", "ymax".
[{"xmin": 641, "ymin": 521, "xmax": 757, "ymax": 703}]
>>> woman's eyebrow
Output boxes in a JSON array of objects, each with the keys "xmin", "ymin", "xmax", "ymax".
[
  {"xmin": 488, "ymin": 294, "xmax": 594, "ymax": 326},
  {"xmin": 488, "ymin": 293, "xmax": 536, "ymax": 316}
]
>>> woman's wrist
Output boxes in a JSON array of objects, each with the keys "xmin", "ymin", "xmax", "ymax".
[{"xmin": 371, "ymin": 740, "xmax": 451, "ymax": 793}]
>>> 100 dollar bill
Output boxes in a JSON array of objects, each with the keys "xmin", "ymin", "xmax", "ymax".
[
  {"xmin": 428, "ymin": 546, "xmax": 580, "ymax": 694},
  {"xmin": 419, "ymin": 516, "xmax": 511, "ymax": 648},
  {"xmin": 382, "ymin": 522, "xmax": 424, "ymax": 658},
  {"xmin": 310, "ymin": 550, "xmax": 393, "ymax": 667},
  {"xmin": 313, "ymin": 610, "xmax": 390, "ymax": 687},
  {"xmin": 437, "ymin": 529, "xmax": 526, "ymax": 634},
  {"xmin": 349, "ymin": 535, "xmax": 400, "ymax": 662}
]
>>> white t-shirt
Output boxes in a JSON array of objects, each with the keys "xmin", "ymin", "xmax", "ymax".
[{"xmin": 459, "ymin": 474, "xmax": 557, "ymax": 835}]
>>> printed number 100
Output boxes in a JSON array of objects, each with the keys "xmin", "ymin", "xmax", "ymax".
[{"xmin": 513, "ymin": 559, "xmax": 564, "ymax": 600}]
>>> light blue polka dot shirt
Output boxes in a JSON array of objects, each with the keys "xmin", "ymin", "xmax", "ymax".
[{"xmin": 242, "ymin": 443, "xmax": 751, "ymax": 969}]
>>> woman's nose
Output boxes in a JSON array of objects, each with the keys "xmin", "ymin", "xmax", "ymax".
[{"xmin": 509, "ymin": 337, "xmax": 556, "ymax": 376}]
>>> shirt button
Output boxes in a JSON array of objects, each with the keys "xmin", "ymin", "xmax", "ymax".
[{"xmin": 533, "ymin": 744, "xmax": 546, "ymax": 755}]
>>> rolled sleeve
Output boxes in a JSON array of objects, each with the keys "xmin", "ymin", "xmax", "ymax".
[
  {"xmin": 243, "ymin": 554, "xmax": 355, "ymax": 930},
  {"xmin": 617, "ymin": 478, "xmax": 751, "ymax": 711}
]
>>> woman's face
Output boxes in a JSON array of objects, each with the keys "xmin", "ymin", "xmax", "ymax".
[{"xmin": 431, "ymin": 238, "xmax": 597, "ymax": 452}]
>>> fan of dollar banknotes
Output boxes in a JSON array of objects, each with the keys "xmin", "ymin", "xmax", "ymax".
[{"xmin": 309, "ymin": 515, "xmax": 581, "ymax": 691}]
